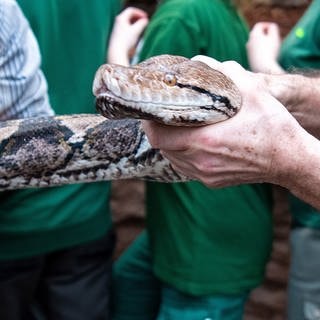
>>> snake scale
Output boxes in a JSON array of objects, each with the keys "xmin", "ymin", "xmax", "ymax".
[{"xmin": 0, "ymin": 55, "xmax": 241, "ymax": 190}]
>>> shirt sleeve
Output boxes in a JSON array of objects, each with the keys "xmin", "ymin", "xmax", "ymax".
[{"xmin": 0, "ymin": 0, "xmax": 54, "ymax": 120}]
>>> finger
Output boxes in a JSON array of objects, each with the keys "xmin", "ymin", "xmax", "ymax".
[
  {"xmin": 191, "ymin": 55, "xmax": 222, "ymax": 71},
  {"xmin": 124, "ymin": 7, "xmax": 148, "ymax": 22},
  {"xmin": 251, "ymin": 22, "xmax": 274, "ymax": 34},
  {"xmin": 131, "ymin": 17, "xmax": 149, "ymax": 36},
  {"xmin": 142, "ymin": 120, "xmax": 192, "ymax": 151},
  {"xmin": 192, "ymin": 55, "xmax": 244, "ymax": 84},
  {"xmin": 161, "ymin": 150, "xmax": 199, "ymax": 179},
  {"xmin": 267, "ymin": 22, "xmax": 281, "ymax": 37},
  {"xmin": 165, "ymin": 151, "xmax": 261, "ymax": 188}
]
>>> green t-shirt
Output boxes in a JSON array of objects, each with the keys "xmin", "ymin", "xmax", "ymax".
[
  {"xmin": 0, "ymin": 0, "xmax": 121, "ymax": 260},
  {"xmin": 280, "ymin": 0, "xmax": 320, "ymax": 70},
  {"xmin": 279, "ymin": 0, "xmax": 320, "ymax": 228},
  {"xmin": 138, "ymin": 0, "xmax": 273, "ymax": 295}
]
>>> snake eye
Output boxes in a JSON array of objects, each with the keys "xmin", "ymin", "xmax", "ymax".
[{"xmin": 164, "ymin": 74, "xmax": 177, "ymax": 86}]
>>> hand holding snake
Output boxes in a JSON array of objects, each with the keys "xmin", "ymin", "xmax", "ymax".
[
  {"xmin": 2, "ymin": 53, "xmax": 320, "ymax": 212},
  {"xmin": 143, "ymin": 55, "xmax": 320, "ymax": 213}
]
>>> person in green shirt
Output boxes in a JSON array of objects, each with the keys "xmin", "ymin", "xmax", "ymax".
[
  {"xmin": 0, "ymin": 1, "xmax": 121, "ymax": 319},
  {"xmin": 110, "ymin": 1, "xmax": 273, "ymax": 319},
  {"xmin": 247, "ymin": 1, "xmax": 320, "ymax": 319}
]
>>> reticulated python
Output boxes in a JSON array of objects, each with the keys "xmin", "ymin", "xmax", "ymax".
[{"xmin": 0, "ymin": 55, "xmax": 241, "ymax": 190}]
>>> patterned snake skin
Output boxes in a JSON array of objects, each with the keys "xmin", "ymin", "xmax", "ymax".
[{"xmin": 0, "ymin": 55, "xmax": 241, "ymax": 190}]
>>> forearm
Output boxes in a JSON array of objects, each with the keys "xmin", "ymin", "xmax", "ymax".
[
  {"xmin": 264, "ymin": 72, "xmax": 320, "ymax": 137},
  {"xmin": 273, "ymin": 126, "xmax": 320, "ymax": 210}
]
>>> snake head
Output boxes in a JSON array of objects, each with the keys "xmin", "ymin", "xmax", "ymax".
[{"xmin": 93, "ymin": 54, "xmax": 242, "ymax": 126}]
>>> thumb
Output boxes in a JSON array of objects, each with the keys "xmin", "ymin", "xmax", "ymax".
[
  {"xmin": 191, "ymin": 55, "xmax": 222, "ymax": 70},
  {"xmin": 142, "ymin": 120, "xmax": 190, "ymax": 151}
]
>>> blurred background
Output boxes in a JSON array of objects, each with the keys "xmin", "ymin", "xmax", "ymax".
[{"xmin": 111, "ymin": 1, "xmax": 311, "ymax": 319}]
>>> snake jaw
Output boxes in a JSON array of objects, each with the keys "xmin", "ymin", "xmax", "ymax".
[{"xmin": 95, "ymin": 94, "xmax": 229, "ymax": 126}]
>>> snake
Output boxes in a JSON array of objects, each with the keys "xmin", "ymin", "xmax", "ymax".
[{"xmin": 0, "ymin": 55, "xmax": 241, "ymax": 190}]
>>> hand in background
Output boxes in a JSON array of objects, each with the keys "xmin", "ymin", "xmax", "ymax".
[
  {"xmin": 247, "ymin": 22, "xmax": 284, "ymax": 74},
  {"xmin": 108, "ymin": 7, "xmax": 149, "ymax": 66}
]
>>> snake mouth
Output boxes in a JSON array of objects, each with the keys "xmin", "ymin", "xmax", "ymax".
[
  {"xmin": 95, "ymin": 94, "xmax": 223, "ymax": 126},
  {"xmin": 96, "ymin": 95, "xmax": 165, "ymax": 123}
]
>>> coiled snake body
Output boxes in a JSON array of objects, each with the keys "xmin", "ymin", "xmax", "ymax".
[{"xmin": 0, "ymin": 55, "xmax": 241, "ymax": 190}]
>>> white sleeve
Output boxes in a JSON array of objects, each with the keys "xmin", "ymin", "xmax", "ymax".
[{"xmin": 0, "ymin": 0, "xmax": 54, "ymax": 119}]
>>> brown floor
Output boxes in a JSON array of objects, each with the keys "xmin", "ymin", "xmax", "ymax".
[{"xmin": 111, "ymin": 1, "xmax": 310, "ymax": 319}]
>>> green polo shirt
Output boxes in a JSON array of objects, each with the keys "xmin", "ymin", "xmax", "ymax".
[
  {"xmin": 137, "ymin": 0, "xmax": 273, "ymax": 295},
  {"xmin": 0, "ymin": 0, "xmax": 121, "ymax": 259},
  {"xmin": 279, "ymin": 0, "xmax": 320, "ymax": 228}
]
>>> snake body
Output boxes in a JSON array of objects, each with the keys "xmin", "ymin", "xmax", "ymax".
[{"xmin": 0, "ymin": 55, "xmax": 241, "ymax": 190}]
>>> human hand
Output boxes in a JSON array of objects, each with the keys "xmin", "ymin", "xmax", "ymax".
[
  {"xmin": 247, "ymin": 22, "xmax": 283, "ymax": 74},
  {"xmin": 107, "ymin": 7, "xmax": 148, "ymax": 66},
  {"xmin": 142, "ymin": 55, "xmax": 304, "ymax": 189}
]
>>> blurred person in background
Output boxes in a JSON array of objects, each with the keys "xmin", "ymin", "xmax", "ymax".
[{"xmin": 0, "ymin": 1, "xmax": 121, "ymax": 319}]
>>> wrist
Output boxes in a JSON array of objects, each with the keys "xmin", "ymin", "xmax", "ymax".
[
  {"xmin": 271, "ymin": 123, "xmax": 319, "ymax": 187},
  {"xmin": 260, "ymin": 73, "xmax": 289, "ymax": 103},
  {"xmin": 262, "ymin": 73, "xmax": 320, "ymax": 137}
]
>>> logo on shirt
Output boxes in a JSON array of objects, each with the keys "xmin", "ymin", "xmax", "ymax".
[{"xmin": 295, "ymin": 27, "xmax": 305, "ymax": 39}]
